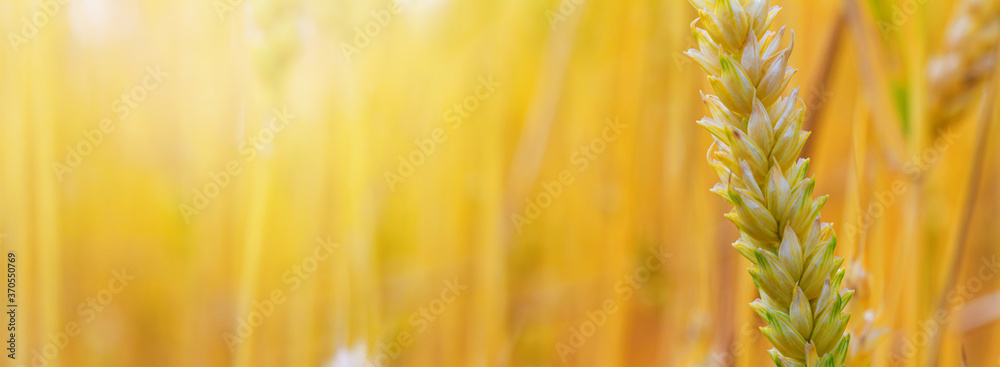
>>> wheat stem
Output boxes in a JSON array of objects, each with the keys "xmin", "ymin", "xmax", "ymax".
[
  {"xmin": 684, "ymin": 1, "xmax": 853, "ymax": 365},
  {"xmin": 927, "ymin": 67, "xmax": 999, "ymax": 367},
  {"xmin": 799, "ymin": 9, "xmax": 845, "ymax": 160}
]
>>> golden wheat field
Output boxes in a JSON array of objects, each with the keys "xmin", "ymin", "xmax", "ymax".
[{"xmin": 2, "ymin": 0, "xmax": 1000, "ymax": 366}]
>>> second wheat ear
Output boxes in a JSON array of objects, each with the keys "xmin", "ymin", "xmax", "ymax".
[
  {"xmin": 928, "ymin": 0, "xmax": 1000, "ymax": 127},
  {"xmin": 684, "ymin": 0, "xmax": 853, "ymax": 365}
]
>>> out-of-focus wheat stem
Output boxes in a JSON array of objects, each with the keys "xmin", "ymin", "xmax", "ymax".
[
  {"xmin": 927, "ymin": 63, "xmax": 999, "ymax": 367},
  {"xmin": 685, "ymin": 0, "xmax": 853, "ymax": 365},
  {"xmin": 799, "ymin": 8, "xmax": 845, "ymax": 160},
  {"xmin": 841, "ymin": 88, "xmax": 888, "ymax": 367},
  {"xmin": 234, "ymin": 1, "xmax": 301, "ymax": 365},
  {"xmin": 919, "ymin": 3, "xmax": 1000, "ymax": 366},
  {"xmin": 843, "ymin": 0, "xmax": 905, "ymax": 168}
]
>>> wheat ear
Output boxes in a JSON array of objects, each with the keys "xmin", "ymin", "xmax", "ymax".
[
  {"xmin": 684, "ymin": 1, "xmax": 853, "ymax": 365},
  {"xmin": 928, "ymin": 0, "xmax": 1000, "ymax": 126}
]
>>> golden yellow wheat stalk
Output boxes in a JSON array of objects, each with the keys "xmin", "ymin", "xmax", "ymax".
[{"xmin": 684, "ymin": 0, "xmax": 853, "ymax": 365}]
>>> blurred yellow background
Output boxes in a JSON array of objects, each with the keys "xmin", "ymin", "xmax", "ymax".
[{"xmin": 1, "ymin": 0, "xmax": 999, "ymax": 366}]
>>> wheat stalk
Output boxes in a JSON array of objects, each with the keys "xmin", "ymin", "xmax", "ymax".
[
  {"xmin": 928, "ymin": 0, "xmax": 1000, "ymax": 126},
  {"xmin": 684, "ymin": 1, "xmax": 852, "ymax": 365}
]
